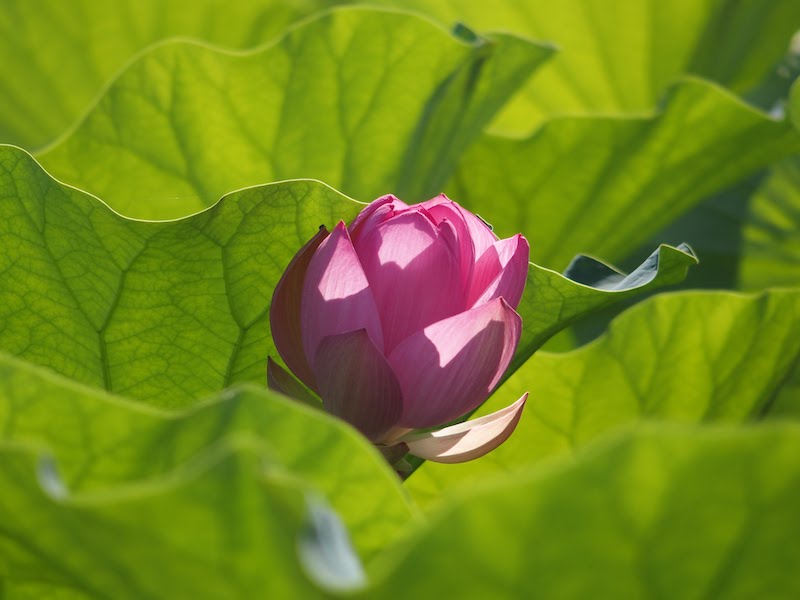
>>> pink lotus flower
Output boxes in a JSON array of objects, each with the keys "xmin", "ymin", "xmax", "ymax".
[{"xmin": 269, "ymin": 194, "xmax": 529, "ymax": 464}]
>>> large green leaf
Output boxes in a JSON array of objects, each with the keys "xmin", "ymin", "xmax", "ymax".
[
  {"xmin": 0, "ymin": 441, "xmax": 330, "ymax": 598},
  {"xmin": 5, "ymin": 0, "xmax": 795, "ymax": 149},
  {"xmin": 514, "ymin": 243, "xmax": 696, "ymax": 373},
  {"xmin": 450, "ymin": 79, "xmax": 800, "ymax": 270},
  {"xmin": 622, "ymin": 47, "xmax": 800, "ymax": 294},
  {"xmin": 739, "ymin": 157, "xmax": 800, "ymax": 290},
  {"xmin": 368, "ymin": 424, "xmax": 800, "ymax": 599},
  {"xmin": 407, "ymin": 289, "xmax": 800, "ymax": 505},
  {"xmin": 0, "ymin": 145, "xmax": 693, "ymax": 407},
  {"xmin": 790, "ymin": 77, "xmax": 800, "ymax": 131},
  {"xmin": 738, "ymin": 158, "xmax": 800, "ymax": 419},
  {"xmin": 0, "ymin": 146, "xmax": 356, "ymax": 405},
  {"xmin": 769, "ymin": 370, "xmax": 800, "ymax": 420},
  {"xmin": 625, "ymin": 173, "xmax": 764, "ymax": 293},
  {"xmin": 0, "ymin": 0, "xmax": 331, "ymax": 150},
  {"xmin": 552, "ymin": 157, "xmax": 800, "ymax": 349},
  {"xmin": 0, "ymin": 351, "xmax": 413, "ymax": 562},
  {"xmin": 549, "ymin": 63, "xmax": 800, "ymax": 353},
  {"xmin": 35, "ymin": 8, "xmax": 552, "ymax": 219},
  {"xmin": 362, "ymin": 0, "xmax": 800, "ymax": 134},
  {"xmin": 629, "ymin": 108, "xmax": 800, "ymax": 418}
]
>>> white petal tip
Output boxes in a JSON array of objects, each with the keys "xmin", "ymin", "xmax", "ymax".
[{"xmin": 402, "ymin": 393, "xmax": 527, "ymax": 464}]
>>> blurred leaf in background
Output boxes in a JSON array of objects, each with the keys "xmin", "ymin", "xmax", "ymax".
[{"xmin": 0, "ymin": 0, "xmax": 330, "ymax": 149}]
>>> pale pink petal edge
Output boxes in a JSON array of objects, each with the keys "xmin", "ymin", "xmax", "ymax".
[{"xmin": 400, "ymin": 393, "xmax": 528, "ymax": 464}]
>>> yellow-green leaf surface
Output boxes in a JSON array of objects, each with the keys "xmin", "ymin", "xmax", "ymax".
[
  {"xmin": 769, "ymin": 369, "xmax": 800, "ymax": 420},
  {"xmin": 738, "ymin": 157, "xmax": 800, "ymax": 419},
  {"xmin": 740, "ymin": 157, "xmax": 800, "ymax": 291},
  {"xmin": 0, "ymin": 146, "xmax": 356, "ymax": 406},
  {"xmin": 790, "ymin": 77, "xmax": 800, "ymax": 131},
  {"xmin": 0, "ymin": 351, "xmax": 414, "ymax": 562},
  {"xmin": 547, "ymin": 69, "xmax": 800, "ymax": 352},
  {"xmin": 364, "ymin": 0, "xmax": 800, "ymax": 134},
  {"xmin": 450, "ymin": 79, "xmax": 800, "ymax": 270},
  {"xmin": 5, "ymin": 0, "xmax": 795, "ymax": 149},
  {"xmin": 0, "ymin": 441, "xmax": 329, "ymax": 598},
  {"xmin": 369, "ymin": 425, "xmax": 800, "ymax": 599},
  {"xmin": 641, "ymin": 114, "xmax": 800, "ymax": 418},
  {"xmin": 0, "ymin": 145, "xmax": 692, "ymax": 408},
  {"xmin": 514, "ymin": 244, "xmax": 697, "ymax": 372},
  {"xmin": 0, "ymin": 0, "xmax": 331, "ymax": 150},
  {"xmin": 738, "ymin": 72, "xmax": 800, "ymax": 292},
  {"xmin": 593, "ymin": 45, "xmax": 800, "ymax": 295},
  {"xmin": 408, "ymin": 289, "xmax": 800, "ymax": 506},
  {"xmin": 35, "ymin": 8, "xmax": 552, "ymax": 219}
]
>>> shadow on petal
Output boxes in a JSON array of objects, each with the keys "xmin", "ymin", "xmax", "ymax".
[
  {"xmin": 301, "ymin": 223, "xmax": 385, "ymax": 359},
  {"xmin": 356, "ymin": 211, "xmax": 465, "ymax": 353},
  {"xmin": 314, "ymin": 329, "xmax": 403, "ymax": 442},
  {"xmin": 270, "ymin": 227, "xmax": 329, "ymax": 390},
  {"xmin": 390, "ymin": 299, "xmax": 522, "ymax": 429},
  {"xmin": 267, "ymin": 357, "xmax": 320, "ymax": 407}
]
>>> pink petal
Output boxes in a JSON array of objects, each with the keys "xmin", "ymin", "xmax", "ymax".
[
  {"xmin": 418, "ymin": 196, "xmax": 476, "ymax": 291},
  {"xmin": 400, "ymin": 393, "xmax": 527, "ymax": 463},
  {"xmin": 301, "ymin": 222, "xmax": 385, "ymax": 361},
  {"xmin": 420, "ymin": 195, "xmax": 500, "ymax": 287},
  {"xmin": 458, "ymin": 205, "xmax": 499, "ymax": 261},
  {"xmin": 417, "ymin": 193, "xmax": 457, "ymax": 214},
  {"xmin": 468, "ymin": 234, "xmax": 530, "ymax": 309},
  {"xmin": 422, "ymin": 194, "xmax": 498, "ymax": 262},
  {"xmin": 357, "ymin": 210, "xmax": 465, "ymax": 353},
  {"xmin": 266, "ymin": 357, "xmax": 319, "ymax": 407},
  {"xmin": 313, "ymin": 329, "xmax": 403, "ymax": 442},
  {"xmin": 349, "ymin": 195, "xmax": 408, "ymax": 246},
  {"xmin": 269, "ymin": 227, "xmax": 329, "ymax": 390},
  {"xmin": 388, "ymin": 298, "xmax": 522, "ymax": 429}
]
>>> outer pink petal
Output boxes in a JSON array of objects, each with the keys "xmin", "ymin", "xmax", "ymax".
[
  {"xmin": 266, "ymin": 357, "xmax": 319, "ymax": 407},
  {"xmin": 349, "ymin": 195, "xmax": 408, "ymax": 246},
  {"xmin": 357, "ymin": 210, "xmax": 465, "ymax": 353},
  {"xmin": 301, "ymin": 222, "xmax": 384, "ymax": 361},
  {"xmin": 400, "ymin": 393, "xmax": 527, "ymax": 463},
  {"xmin": 388, "ymin": 298, "xmax": 522, "ymax": 429},
  {"xmin": 313, "ymin": 329, "xmax": 403, "ymax": 442},
  {"xmin": 269, "ymin": 227, "xmax": 329, "ymax": 390},
  {"xmin": 468, "ymin": 234, "xmax": 530, "ymax": 309}
]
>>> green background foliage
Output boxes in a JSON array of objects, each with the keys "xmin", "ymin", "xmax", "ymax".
[
  {"xmin": 0, "ymin": 0, "xmax": 332, "ymax": 150},
  {"xmin": 34, "ymin": 10, "xmax": 552, "ymax": 219},
  {"xmin": 1, "ymin": 2, "xmax": 799, "ymax": 598}
]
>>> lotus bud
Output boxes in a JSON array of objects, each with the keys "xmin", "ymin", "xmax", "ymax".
[{"xmin": 269, "ymin": 194, "xmax": 529, "ymax": 464}]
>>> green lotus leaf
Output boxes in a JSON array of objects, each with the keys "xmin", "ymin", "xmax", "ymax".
[
  {"xmin": 0, "ymin": 351, "xmax": 414, "ymax": 561},
  {"xmin": 408, "ymin": 289, "xmax": 800, "ymax": 505},
  {"xmin": 450, "ymin": 79, "xmax": 800, "ymax": 270},
  {"xmin": 362, "ymin": 0, "xmax": 800, "ymax": 134},
  {"xmin": 0, "ymin": 440, "xmax": 331, "ymax": 598},
  {"xmin": 369, "ymin": 424, "xmax": 800, "ymax": 599},
  {"xmin": 0, "ymin": 0, "xmax": 331, "ymax": 149},
  {"xmin": 0, "ymin": 145, "xmax": 693, "ymax": 407},
  {"xmin": 35, "ymin": 8, "xmax": 552, "ymax": 219}
]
